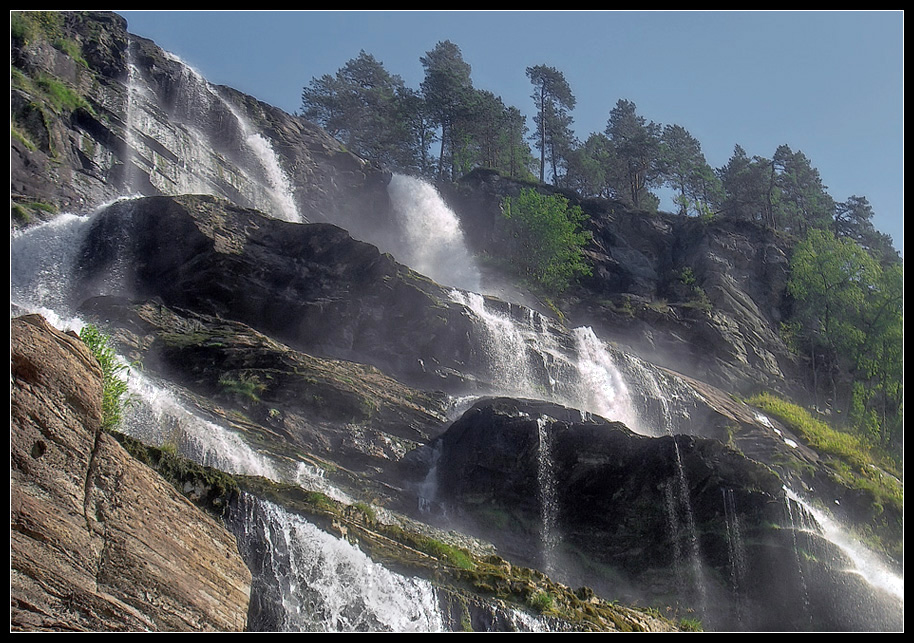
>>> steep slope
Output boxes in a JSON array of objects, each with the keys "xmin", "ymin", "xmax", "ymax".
[
  {"xmin": 442, "ymin": 169, "xmax": 801, "ymax": 397},
  {"xmin": 11, "ymin": 314, "xmax": 252, "ymax": 631},
  {"xmin": 10, "ymin": 11, "xmax": 902, "ymax": 632}
]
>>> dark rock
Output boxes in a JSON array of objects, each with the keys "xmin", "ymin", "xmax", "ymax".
[
  {"xmin": 430, "ymin": 397, "xmax": 902, "ymax": 631},
  {"xmin": 74, "ymin": 194, "xmax": 482, "ymax": 392}
]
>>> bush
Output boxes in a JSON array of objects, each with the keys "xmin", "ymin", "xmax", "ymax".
[
  {"xmin": 496, "ymin": 188, "xmax": 592, "ymax": 294},
  {"xmin": 79, "ymin": 324, "xmax": 131, "ymax": 431}
]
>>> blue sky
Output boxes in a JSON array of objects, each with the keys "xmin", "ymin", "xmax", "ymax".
[{"xmin": 118, "ymin": 10, "xmax": 904, "ymax": 256}]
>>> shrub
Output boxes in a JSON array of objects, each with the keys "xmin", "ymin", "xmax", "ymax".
[
  {"xmin": 497, "ymin": 188, "xmax": 592, "ymax": 294},
  {"xmin": 79, "ymin": 324, "xmax": 131, "ymax": 431}
]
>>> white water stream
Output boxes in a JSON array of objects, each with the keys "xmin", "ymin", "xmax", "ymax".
[{"xmin": 785, "ymin": 488, "xmax": 904, "ymax": 603}]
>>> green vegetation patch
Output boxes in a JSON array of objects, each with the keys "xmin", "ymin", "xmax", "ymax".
[
  {"xmin": 748, "ymin": 392, "xmax": 903, "ymax": 560},
  {"xmin": 495, "ymin": 188, "xmax": 592, "ymax": 295},
  {"xmin": 79, "ymin": 324, "xmax": 132, "ymax": 432}
]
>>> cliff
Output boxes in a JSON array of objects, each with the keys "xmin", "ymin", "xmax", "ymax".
[
  {"xmin": 11, "ymin": 314, "xmax": 252, "ymax": 631},
  {"xmin": 10, "ymin": 10, "xmax": 902, "ymax": 632}
]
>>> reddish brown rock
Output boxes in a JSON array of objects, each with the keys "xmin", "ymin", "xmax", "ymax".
[{"xmin": 11, "ymin": 314, "xmax": 251, "ymax": 631}]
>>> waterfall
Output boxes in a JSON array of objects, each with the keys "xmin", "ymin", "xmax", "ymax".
[
  {"xmin": 784, "ymin": 488, "xmax": 904, "ymax": 603},
  {"xmin": 417, "ymin": 441, "xmax": 443, "ymax": 516},
  {"xmin": 229, "ymin": 494, "xmax": 446, "ymax": 632},
  {"xmin": 385, "ymin": 174, "xmax": 481, "ymax": 292},
  {"xmin": 536, "ymin": 416, "xmax": 560, "ymax": 579},
  {"xmin": 11, "ymin": 210, "xmax": 95, "ymax": 321},
  {"xmin": 12, "ymin": 40, "xmax": 904, "ymax": 630},
  {"xmin": 570, "ymin": 327, "xmax": 645, "ymax": 434},
  {"xmin": 783, "ymin": 491, "xmax": 815, "ymax": 626},
  {"xmin": 615, "ymin": 342, "xmax": 709, "ymax": 622},
  {"xmin": 721, "ymin": 488, "xmax": 748, "ymax": 626},
  {"xmin": 448, "ymin": 290, "xmax": 647, "ymax": 434},
  {"xmin": 123, "ymin": 44, "xmax": 302, "ymax": 222}
]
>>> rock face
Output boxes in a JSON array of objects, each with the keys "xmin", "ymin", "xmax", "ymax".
[
  {"xmin": 11, "ymin": 11, "xmax": 391, "ymax": 230},
  {"xmin": 10, "ymin": 11, "xmax": 902, "ymax": 633},
  {"xmin": 430, "ymin": 397, "xmax": 903, "ymax": 632},
  {"xmin": 11, "ymin": 314, "xmax": 252, "ymax": 632},
  {"xmin": 74, "ymin": 194, "xmax": 479, "ymax": 393}
]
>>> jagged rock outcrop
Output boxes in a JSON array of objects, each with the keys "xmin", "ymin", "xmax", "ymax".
[
  {"xmin": 77, "ymin": 294, "xmax": 453, "ymax": 511},
  {"xmin": 11, "ymin": 11, "xmax": 392, "ymax": 230},
  {"xmin": 11, "ymin": 11, "xmax": 901, "ymax": 633},
  {"xmin": 429, "ymin": 397, "xmax": 903, "ymax": 631},
  {"xmin": 11, "ymin": 314, "xmax": 252, "ymax": 631},
  {"xmin": 74, "ymin": 194, "xmax": 480, "ymax": 393}
]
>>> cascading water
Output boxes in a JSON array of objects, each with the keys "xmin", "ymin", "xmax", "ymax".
[
  {"xmin": 124, "ymin": 42, "xmax": 302, "ymax": 223},
  {"xmin": 447, "ymin": 289, "xmax": 645, "ymax": 434},
  {"xmin": 11, "ymin": 209, "xmax": 96, "ymax": 322},
  {"xmin": 12, "ymin": 39, "xmax": 904, "ymax": 630},
  {"xmin": 229, "ymin": 494, "xmax": 446, "ymax": 632},
  {"xmin": 721, "ymin": 488, "xmax": 748, "ymax": 626},
  {"xmin": 784, "ymin": 488, "xmax": 904, "ymax": 604},
  {"xmin": 384, "ymin": 174, "xmax": 482, "ymax": 292}
]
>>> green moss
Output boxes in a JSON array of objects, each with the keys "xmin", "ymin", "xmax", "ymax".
[
  {"xmin": 219, "ymin": 372, "xmax": 267, "ymax": 403},
  {"xmin": 529, "ymin": 590, "xmax": 555, "ymax": 614},
  {"xmin": 352, "ymin": 502, "xmax": 377, "ymax": 522},
  {"xmin": 110, "ymin": 430, "xmax": 240, "ymax": 517},
  {"xmin": 413, "ymin": 536, "xmax": 476, "ymax": 571},
  {"xmin": 679, "ymin": 617, "xmax": 703, "ymax": 632},
  {"xmin": 35, "ymin": 73, "xmax": 94, "ymax": 116},
  {"xmin": 747, "ymin": 391, "xmax": 903, "ymax": 561},
  {"xmin": 11, "ymin": 127, "xmax": 37, "ymax": 152}
]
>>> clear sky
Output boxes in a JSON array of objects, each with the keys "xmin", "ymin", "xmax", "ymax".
[{"xmin": 117, "ymin": 10, "xmax": 904, "ymax": 256}]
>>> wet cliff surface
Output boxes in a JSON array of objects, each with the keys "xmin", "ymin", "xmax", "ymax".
[{"xmin": 10, "ymin": 11, "xmax": 902, "ymax": 632}]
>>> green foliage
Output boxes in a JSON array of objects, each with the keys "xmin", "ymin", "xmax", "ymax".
[
  {"xmin": 529, "ymin": 590, "xmax": 555, "ymax": 614},
  {"xmin": 219, "ymin": 372, "xmax": 267, "ymax": 403},
  {"xmin": 679, "ymin": 267, "xmax": 697, "ymax": 287},
  {"xmin": 527, "ymin": 64, "xmax": 576, "ymax": 184},
  {"xmin": 679, "ymin": 617, "xmax": 703, "ymax": 632},
  {"xmin": 659, "ymin": 123, "xmax": 722, "ymax": 216},
  {"xmin": 677, "ymin": 266, "xmax": 712, "ymax": 312},
  {"xmin": 748, "ymin": 393, "xmax": 869, "ymax": 463},
  {"xmin": 12, "ymin": 11, "xmax": 88, "ymax": 67},
  {"xmin": 79, "ymin": 324, "xmax": 131, "ymax": 432},
  {"xmin": 11, "ymin": 11, "xmax": 63, "ymax": 46},
  {"xmin": 413, "ymin": 536, "xmax": 476, "ymax": 571},
  {"xmin": 497, "ymin": 188, "xmax": 592, "ymax": 294},
  {"xmin": 747, "ymin": 391, "xmax": 903, "ymax": 561},
  {"xmin": 787, "ymin": 229, "xmax": 903, "ymax": 448},
  {"xmin": 747, "ymin": 393, "xmax": 902, "ymax": 498},
  {"xmin": 605, "ymin": 99, "xmax": 663, "ymax": 209},
  {"xmin": 35, "ymin": 73, "xmax": 93, "ymax": 115}
]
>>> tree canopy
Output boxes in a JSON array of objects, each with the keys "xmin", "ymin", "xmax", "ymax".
[
  {"xmin": 787, "ymin": 229, "xmax": 903, "ymax": 448},
  {"xmin": 526, "ymin": 64, "xmax": 576, "ymax": 185}
]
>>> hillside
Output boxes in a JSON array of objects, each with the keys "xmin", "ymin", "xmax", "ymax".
[{"xmin": 10, "ymin": 11, "xmax": 903, "ymax": 632}]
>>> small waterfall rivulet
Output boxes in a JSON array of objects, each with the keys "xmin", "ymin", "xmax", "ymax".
[
  {"xmin": 721, "ymin": 488, "xmax": 748, "ymax": 626},
  {"xmin": 614, "ymin": 344, "xmax": 710, "ymax": 622},
  {"xmin": 536, "ymin": 416, "xmax": 560, "ymax": 579}
]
